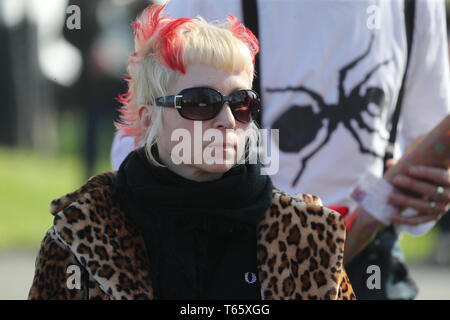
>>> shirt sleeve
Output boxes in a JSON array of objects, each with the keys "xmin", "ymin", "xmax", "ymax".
[
  {"xmin": 110, "ymin": 130, "xmax": 137, "ymax": 171},
  {"xmin": 397, "ymin": 0, "xmax": 450, "ymax": 155}
]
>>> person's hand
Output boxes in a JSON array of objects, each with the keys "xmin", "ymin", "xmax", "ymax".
[{"xmin": 387, "ymin": 162, "xmax": 450, "ymax": 225}]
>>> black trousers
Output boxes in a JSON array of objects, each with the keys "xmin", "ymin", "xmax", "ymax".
[{"xmin": 345, "ymin": 226, "xmax": 418, "ymax": 300}]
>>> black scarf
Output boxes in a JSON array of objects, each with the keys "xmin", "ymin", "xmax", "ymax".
[{"xmin": 113, "ymin": 146, "xmax": 273, "ymax": 299}]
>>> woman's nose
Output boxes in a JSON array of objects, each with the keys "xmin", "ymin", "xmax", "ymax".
[{"xmin": 212, "ymin": 102, "xmax": 236, "ymax": 129}]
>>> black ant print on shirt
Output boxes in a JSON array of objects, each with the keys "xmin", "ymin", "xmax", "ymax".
[{"xmin": 267, "ymin": 35, "xmax": 391, "ymax": 187}]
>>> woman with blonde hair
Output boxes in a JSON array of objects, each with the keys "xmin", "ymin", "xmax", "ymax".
[{"xmin": 28, "ymin": 4, "xmax": 355, "ymax": 300}]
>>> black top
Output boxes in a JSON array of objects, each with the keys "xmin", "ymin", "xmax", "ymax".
[{"xmin": 113, "ymin": 145, "xmax": 273, "ymax": 299}]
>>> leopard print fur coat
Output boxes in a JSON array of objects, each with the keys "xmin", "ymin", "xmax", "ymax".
[{"xmin": 28, "ymin": 172, "xmax": 356, "ymax": 300}]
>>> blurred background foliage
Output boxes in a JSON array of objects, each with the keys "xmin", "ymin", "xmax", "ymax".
[
  {"xmin": 0, "ymin": 0, "xmax": 153, "ymax": 248},
  {"xmin": 0, "ymin": 111, "xmax": 112, "ymax": 249}
]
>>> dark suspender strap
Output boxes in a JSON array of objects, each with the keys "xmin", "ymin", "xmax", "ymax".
[
  {"xmin": 242, "ymin": 0, "xmax": 262, "ymax": 126},
  {"xmin": 383, "ymin": 0, "xmax": 416, "ymax": 173},
  {"xmin": 345, "ymin": 1, "xmax": 418, "ymax": 300}
]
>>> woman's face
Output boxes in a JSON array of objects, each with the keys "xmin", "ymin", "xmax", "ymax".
[{"xmin": 156, "ymin": 64, "xmax": 253, "ymax": 181}]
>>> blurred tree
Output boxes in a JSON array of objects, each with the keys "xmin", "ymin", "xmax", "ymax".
[
  {"xmin": 62, "ymin": 0, "xmax": 151, "ymax": 178},
  {"xmin": 0, "ymin": 0, "xmax": 57, "ymax": 153}
]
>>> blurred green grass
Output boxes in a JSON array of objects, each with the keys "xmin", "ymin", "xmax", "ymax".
[
  {"xmin": 0, "ymin": 111, "xmax": 113, "ymax": 249},
  {"xmin": 0, "ymin": 147, "xmax": 83, "ymax": 249},
  {"xmin": 400, "ymin": 228, "xmax": 438, "ymax": 263},
  {"xmin": 0, "ymin": 153, "xmax": 111, "ymax": 249}
]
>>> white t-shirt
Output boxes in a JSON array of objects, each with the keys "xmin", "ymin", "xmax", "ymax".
[{"xmin": 111, "ymin": 0, "xmax": 450, "ymax": 209}]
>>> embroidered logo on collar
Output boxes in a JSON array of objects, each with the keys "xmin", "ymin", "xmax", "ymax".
[{"xmin": 244, "ymin": 272, "xmax": 257, "ymax": 284}]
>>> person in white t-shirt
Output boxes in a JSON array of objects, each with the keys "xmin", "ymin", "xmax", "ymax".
[{"xmin": 110, "ymin": 0, "xmax": 450, "ymax": 299}]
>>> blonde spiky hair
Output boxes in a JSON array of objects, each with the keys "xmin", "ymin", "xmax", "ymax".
[{"xmin": 114, "ymin": 3, "xmax": 260, "ymax": 164}]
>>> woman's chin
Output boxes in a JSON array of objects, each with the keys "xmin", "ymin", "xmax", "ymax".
[
  {"xmin": 195, "ymin": 148, "xmax": 239, "ymax": 173},
  {"xmin": 197, "ymin": 162, "xmax": 236, "ymax": 174}
]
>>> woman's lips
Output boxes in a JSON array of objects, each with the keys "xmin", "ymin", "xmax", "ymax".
[
  {"xmin": 206, "ymin": 142, "xmax": 236, "ymax": 148},
  {"xmin": 206, "ymin": 143, "xmax": 236, "ymax": 152}
]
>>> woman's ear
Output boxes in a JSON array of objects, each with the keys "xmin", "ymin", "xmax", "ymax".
[{"xmin": 138, "ymin": 106, "xmax": 152, "ymax": 129}]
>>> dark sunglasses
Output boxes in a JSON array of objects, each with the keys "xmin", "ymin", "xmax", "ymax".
[{"xmin": 154, "ymin": 87, "xmax": 260, "ymax": 123}]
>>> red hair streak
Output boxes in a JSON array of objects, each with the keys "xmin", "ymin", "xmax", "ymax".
[
  {"xmin": 131, "ymin": 4, "xmax": 192, "ymax": 73},
  {"xmin": 227, "ymin": 14, "xmax": 259, "ymax": 64},
  {"xmin": 157, "ymin": 18, "xmax": 192, "ymax": 73},
  {"xmin": 115, "ymin": 4, "xmax": 260, "ymax": 140}
]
